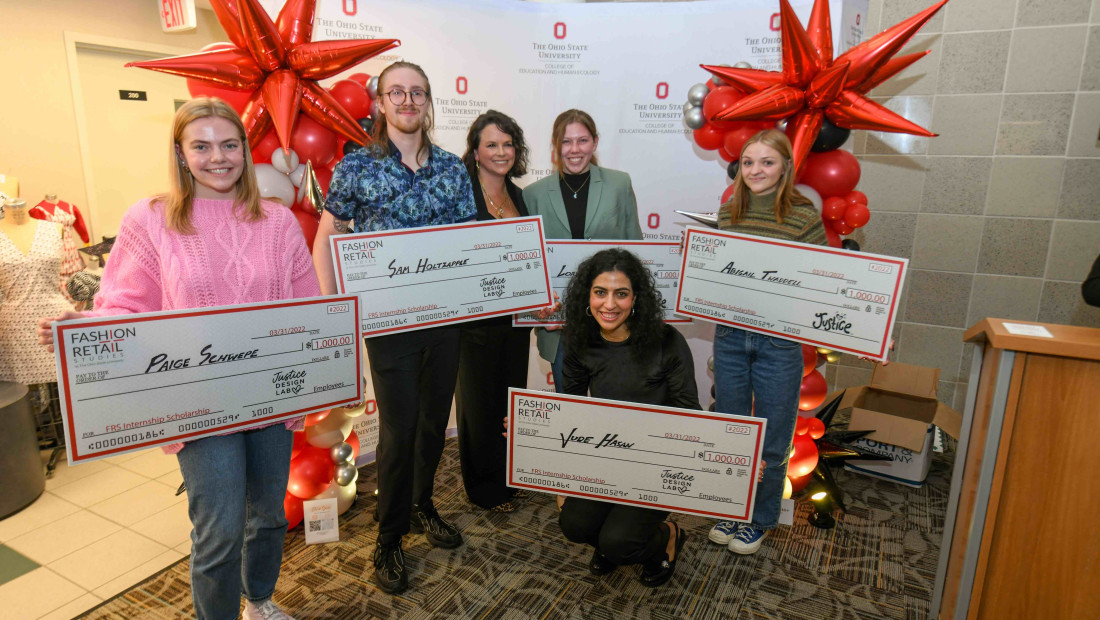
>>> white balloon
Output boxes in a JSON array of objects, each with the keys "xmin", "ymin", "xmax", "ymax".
[
  {"xmin": 734, "ymin": 61, "xmax": 752, "ymax": 69},
  {"xmin": 254, "ymin": 164, "xmax": 295, "ymax": 207},
  {"xmin": 795, "ymin": 184, "xmax": 823, "ymax": 213},
  {"xmin": 289, "ymin": 163, "xmax": 306, "ymax": 187},
  {"xmin": 311, "ymin": 469, "xmax": 357, "ymax": 513},
  {"xmin": 271, "ymin": 149, "xmax": 300, "ymax": 174},
  {"xmin": 340, "ymin": 402, "xmax": 367, "ymax": 418},
  {"xmin": 305, "ymin": 409, "xmax": 353, "ymax": 448}
]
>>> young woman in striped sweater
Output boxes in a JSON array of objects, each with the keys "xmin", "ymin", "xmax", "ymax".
[{"xmin": 707, "ymin": 129, "xmax": 826, "ymax": 555}]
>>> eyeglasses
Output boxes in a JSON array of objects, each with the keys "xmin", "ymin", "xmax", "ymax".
[{"xmin": 385, "ymin": 88, "xmax": 429, "ymax": 106}]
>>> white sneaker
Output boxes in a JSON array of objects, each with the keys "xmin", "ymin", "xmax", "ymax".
[
  {"xmin": 727, "ymin": 525, "xmax": 767, "ymax": 555},
  {"xmin": 708, "ymin": 520, "xmax": 741, "ymax": 544},
  {"xmin": 243, "ymin": 599, "xmax": 295, "ymax": 620}
]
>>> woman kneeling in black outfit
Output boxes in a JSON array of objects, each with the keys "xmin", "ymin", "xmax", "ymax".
[{"xmin": 558, "ymin": 248, "xmax": 698, "ymax": 587}]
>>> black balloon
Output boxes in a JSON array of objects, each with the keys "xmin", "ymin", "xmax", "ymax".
[
  {"xmin": 841, "ymin": 239, "xmax": 861, "ymax": 252},
  {"xmin": 343, "ymin": 140, "xmax": 364, "ymax": 156},
  {"xmin": 811, "ymin": 118, "xmax": 851, "ymax": 152},
  {"xmin": 356, "ymin": 117, "xmax": 374, "ymax": 134},
  {"xmin": 726, "ymin": 159, "xmax": 740, "ymax": 180}
]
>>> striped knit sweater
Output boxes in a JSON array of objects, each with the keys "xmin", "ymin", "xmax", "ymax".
[{"xmin": 717, "ymin": 190, "xmax": 827, "ymax": 246}]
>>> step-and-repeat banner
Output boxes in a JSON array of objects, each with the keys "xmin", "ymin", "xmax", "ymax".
[{"xmin": 257, "ymin": 0, "xmax": 868, "ymax": 461}]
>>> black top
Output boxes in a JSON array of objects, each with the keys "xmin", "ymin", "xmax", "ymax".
[
  {"xmin": 470, "ymin": 172, "xmax": 528, "ymax": 222},
  {"xmin": 563, "ymin": 325, "xmax": 700, "ymax": 410},
  {"xmin": 559, "ymin": 171, "xmax": 591, "ymax": 239}
]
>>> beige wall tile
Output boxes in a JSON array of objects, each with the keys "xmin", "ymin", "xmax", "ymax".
[
  {"xmin": 0, "ymin": 492, "xmax": 81, "ymax": 542},
  {"xmin": 0, "ymin": 567, "xmax": 86, "ymax": 619},
  {"xmin": 937, "ymin": 381, "xmax": 956, "ymax": 406},
  {"xmin": 6, "ymin": 510, "xmax": 120, "ymax": 564},
  {"xmin": 855, "ymin": 156, "xmax": 927, "ymax": 212},
  {"xmin": 1057, "ymin": 159, "xmax": 1100, "ymax": 220},
  {"xmin": 1038, "ymin": 280, "xmax": 1100, "ymax": 326},
  {"xmin": 115, "ymin": 448, "xmax": 181, "ymax": 479},
  {"xmin": 921, "ymin": 157, "xmax": 992, "ymax": 215},
  {"xmin": 977, "ymin": 217, "xmax": 1054, "ymax": 276},
  {"xmin": 911, "ymin": 214, "xmax": 984, "ymax": 272},
  {"xmin": 897, "ymin": 323, "xmax": 967, "ymax": 380},
  {"xmin": 865, "ymin": 96, "xmax": 933, "ymax": 154},
  {"xmin": 986, "ymin": 157, "xmax": 1065, "ymax": 217},
  {"xmin": 996, "ymin": 94, "xmax": 1074, "ymax": 155},
  {"xmin": 1006, "ymin": 26, "xmax": 1088, "ymax": 93},
  {"xmin": 903, "ymin": 270, "xmax": 973, "ymax": 327},
  {"xmin": 937, "ymin": 31, "xmax": 1011, "ymax": 94},
  {"xmin": 866, "ymin": 0, "xmax": 884, "ymax": 34},
  {"xmin": 1083, "ymin": 26, "xmax": 1100, "ymax": 90},
  {"xmin": 1016, "ymin": 0, "xmax": 1092, "ymax": 26},
  {"xmin": 966, "ymin": 274, "xmax": 1043, "ymax": 326},
  {"xmin": 1067, "ymin": 93, "xmax": 1100, "ymax": 157},
  {"xmin": 879, "ymin": 0, "xmax": 946, "ymax": 34},
  {"xmin": 929, "ymin": 95, "xmax": 1002, "ymax": 155},
  {"xmin": 43, "ymin": 458, "xmax": 113, "ymax": 492},
  {"xmin": 87, "ymin": 480, "xmax": 185, "ymax": 527},
  {"xmin": 48, "ymin": 529, "xmax": 169, "ymax": 591},
  {"xmin": 835, "ymin": 366, "xmax": 873, "ymax": 390},
  {"xmin": 846, "ymin": 211, "xmax": 917, "ymax": 258},
  {"xmin": 50, "ymin": 466, "xmax": 148, "ymax": 508},
  {"xmin": 868, "ymin": 34, "xmax": 942, "ymax": 97},
  {"xmin": 1046, "ymin": 220, "xmax": 1100, "ymax": 280},
  {"xmin": 943, "ymin": 0, "xmax": 1017, "ymax": 31}
]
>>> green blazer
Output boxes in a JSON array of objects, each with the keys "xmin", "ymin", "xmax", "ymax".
[{"xmin": 522, "ymin": 164, "xmax": 643, "ymax": 362}]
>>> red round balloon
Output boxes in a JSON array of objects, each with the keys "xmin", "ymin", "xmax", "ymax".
[
  {"xmin": 789, "ymin": 434, "xmax": 819, "ymax": 478},
  {"xmin": 287, "ymin": 447, "xmax": 334, "ymax": 499},
  {"xmin": 795, "ymin": 416, "xmax": 810, "ymax": 436},
  {"xmin": 702, "ymin": 86, "xmax": 745, "ymax": 127},
  {"xmin": 845, "ymin": 190, "xmax": 868, "ymax": 206},
  {"xmin": 807, "ymin": 417, "xmax": 826, "ymax": 440},
  {"xmin": 293, "ymin": 206, "xmax": 320, "ymax": 251},
  {"xmin": 290, "ymin": 114, "xmax": 337, "ymax": 168},
  {"xmin": 290, "ymin": 430, "xmax": 308, "ymax": 459},
  {"xmin": 328, "ymin": 79, "xmax": 372, "ymax": 120},
  {"xmin": 831, "ymin": 219, "xmax": 855, "ymax": 236},
  {"xmin": 720, "ymin": 183, "xmax": 736, "ymax": 204},
  {"xmin": 304, "ymin": 409, "xmax": 329, "ymax": 426},
  {"xmin": 251, "ymin": 130, "xmax": 281, "ymax": 165},
  {"xmin": 799, "ymin": 369, "xmax": 828, "ymax": 411},
  {"xmin": 347, "ymin": 72, "xmax": 371, "ymax": 86},
  {"xmin": 346, "ymin": 429, "xmax": 361, "ymax": 462},
  {"xmin": 788, "ymin": 471, "xmax": 813, "ymax": 493},
  {"xmin": 844, "ymin": 203, "xmax": 871, "ymax": 228},
  {"xmin": 693, "ymin": 123, "xmax": 726, "ymax": 151},
  {"xmin": 312, "ymin": 165, "xmax": 333, "ymax": 196},
  {"xmin": 797, "ymin": 149, "xmax": 861, "ymax": 198},
  {"xmin": 717, "ymin": 146, "xmax": 735, "ymax": 163},
  {"xmin": 722, "ymin": 124, "xmax": 760, "ymax": 161},
  {"xmin": 824, "ymin": 222, "xmax": 842, "ymax": 247},
  {"xmin": 821, "ymin": 196, "xmax": 847, "ymax": 221},
  {"xmin": 802, "ymin": 344, "xmax": 818, "ymax": 377},
  {"xmin": 284, "ymin": 491, "xmax": 304, "ymax": 529}
]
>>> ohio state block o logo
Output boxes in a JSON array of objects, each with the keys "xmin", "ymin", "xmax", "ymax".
[
  {"xmin": 365, "ymin": 400, "xmax": 377, "ymax": 415},
  {"xmin": 342, "ymin": 0, "xmax": 357, "ymax": 16},
  {"xmin": 547, "ymin": 371, "xmax": 554, "ymax": 385},
  {"xmin": 456, "ymin": 76, "xmax": 468, "ymax": 94},
  {"xmin": 656, "ymin": 82, "xmax": 669, "ymax": 99},
  {"xmin": 648, "ymin": 213, "xmax": 660, "ymax": 229},
  {"xmin": 554, "ymin": 22, "xmax": 567, "ymax": 39},
  {"xmin": 770, "ymin": 12, "xmax": 781, "ymax": 30}
]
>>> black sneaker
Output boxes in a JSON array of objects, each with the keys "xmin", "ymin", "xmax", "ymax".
[
  {"xmin": 372, "ymin": 540, "xmax": 408, "ymax": 594},
  {"xmin": 410, "ymin": 503, "xmax": 463, "ymax": 549},
  {"xmin": 639, "ymin": 523, "xmax": 687, "ymax": 588},
  {"xmin": 588, "ymin": 549, "xmax": 617, "ymax": 576}
]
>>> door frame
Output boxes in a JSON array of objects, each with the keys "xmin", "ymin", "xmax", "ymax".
[{"xmin": 64, "ymin": 32, "xmax": 196, "ymax": 239}]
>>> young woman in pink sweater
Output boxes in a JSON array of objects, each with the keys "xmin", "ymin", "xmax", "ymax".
[{"xmin": 38, "ymin": 98, "xmax": 319, "ymax": 620}]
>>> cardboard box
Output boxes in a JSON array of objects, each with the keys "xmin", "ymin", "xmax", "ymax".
[{"xmin": 835, "ymin": 362, "xmax": 962, "ymax": 487}]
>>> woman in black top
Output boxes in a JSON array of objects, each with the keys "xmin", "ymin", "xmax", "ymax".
[
  {"xmin": 456, "ymin": 110, "xmax": 532, "ymax": 513},
  {"xmin": 559, "ymin": 248, "xmax": 698, "ymax": 587}
]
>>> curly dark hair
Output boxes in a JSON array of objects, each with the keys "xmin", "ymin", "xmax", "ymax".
[
  {"xmin": 461, "ymin": 110, "xmax": 529, "ymax": 179},
  {"xmin": 562, "ymin": 248, "xmax": 666, "ymax": 358}
]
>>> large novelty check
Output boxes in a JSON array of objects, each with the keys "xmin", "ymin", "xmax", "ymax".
[
  {"xmin": 676, "ymin": 227, "xmax": 907, "ymax": 360},
  {"xmin": 512, "ymin": 240, "xmax": 691, "ymax": 327},
  {"xmin": 331, "ymin": 217, "xmax": 552, "ymax": 337},
  {"xmin": 53, "ymin": 296, "xmax": 363, "ymax": 464},
  {"xmin": 507, "ymin": 389, "xmax": 765, "ymax": 521}
]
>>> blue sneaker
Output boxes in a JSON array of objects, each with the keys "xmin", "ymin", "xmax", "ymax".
[
  {"xmin": 708, "ymin": 520, "xmax": 741, "ymax": 544},
  {"xmin": 728, "ymin": 525, "xmax": 766, "ymax": 554}
]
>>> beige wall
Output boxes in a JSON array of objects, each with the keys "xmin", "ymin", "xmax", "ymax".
[{"xmin": 0, "ymin": 1, "xmax": 223, "ymax": 210}]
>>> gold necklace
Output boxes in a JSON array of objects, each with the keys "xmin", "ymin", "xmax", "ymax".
[
  {"xmin": 561, "ymin": 173, "xmax": 590, "ymax": 199},
  {"xmin": 482, "ymin": 186, "xmax": 507, "ymax": 218}
]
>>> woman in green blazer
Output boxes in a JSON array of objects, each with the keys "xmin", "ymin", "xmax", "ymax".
[{"xmin": 522, "ymin": 109, "xmax": 643, "ymax": 389}]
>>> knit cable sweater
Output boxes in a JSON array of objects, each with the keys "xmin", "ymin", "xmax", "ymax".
[
  {"xmin": 717, "ymin": 189, "xmax": 827, "ymax": 245},
  {"xmin": 88, "ymin": 197, "xmax": 321, "ymax": 453}
]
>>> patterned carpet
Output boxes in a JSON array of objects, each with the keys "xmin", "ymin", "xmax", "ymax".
[{"xmin": 81, "ymin": 437, "xmax": 952, "ymax": 619}]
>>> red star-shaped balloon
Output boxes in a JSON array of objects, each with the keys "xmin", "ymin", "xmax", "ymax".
[
  {"xmin": 703, "ymin": 0, "xmax": 945, "ymax": 170},
  {"xmin": 127, "ymin": 0, "xmax": 399, "ymax": 153}
]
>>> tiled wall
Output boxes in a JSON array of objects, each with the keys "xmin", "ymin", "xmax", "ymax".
[{"xmin": 587, "ymin": 0, "xmax": 1100, "ymax": 407}]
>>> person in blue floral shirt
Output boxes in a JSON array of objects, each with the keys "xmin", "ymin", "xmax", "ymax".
[{"xmin": 313, "ymin": 61, "xmax": 474, "ymax": 595}]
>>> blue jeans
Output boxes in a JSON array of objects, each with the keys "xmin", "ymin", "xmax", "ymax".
[
  {"xmin": 176, "ymin": 424, "xmax": 293, "ymax": 620},
  {"xmin": 713, "ymin": 326, "xmax": 803, "ymax": 530}
]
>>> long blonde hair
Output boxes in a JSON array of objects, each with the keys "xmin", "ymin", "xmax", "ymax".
[
  {"xmin": 719, "ymin": 129, "xmax": 810, "ymax": 224},
  {"xmin": 550, "ymin": 109, "xmax": 599, "ymax": 175},
  {"xmin": 157, "ymin": 97, "xmax": 263, "ymax": 233}
]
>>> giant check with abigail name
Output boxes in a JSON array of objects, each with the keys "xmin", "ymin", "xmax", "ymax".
[
  {"xmin": 331, "ymin": 217, "xmax": 552, "ymax": 337},
  {"xmin": 676, "ymin": 227, "xmax": 907, "ymax": 360},
  {"xmin": 53, "ymin": 296, "xmax": 363, "ymax": 464},
  {"xmin": 507, "ymin": 389, "xmax": 765, "ymax": 521}
]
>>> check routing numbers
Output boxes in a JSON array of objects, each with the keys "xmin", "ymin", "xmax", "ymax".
[
  {"xmin": 506, "ymin": 389, "xmax": 766, "ymax": 521},
  {"xmin": 330, "ymin": 216, "xmax": 552, "ymax": 337},
  {"xmin": 53, "ymin": 296, "xmax": 362, "ymax": 463},
  {"xmin": 676, "ymin": 227, "xmax": 908, "ymax": 360}
]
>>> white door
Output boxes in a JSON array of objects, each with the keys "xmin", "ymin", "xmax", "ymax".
[{"xmin": 74, "ymin": 45, "xmax": 192, "ymax": 240}]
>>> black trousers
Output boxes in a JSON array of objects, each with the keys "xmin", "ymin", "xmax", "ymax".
[
  {"xmin": 558, "ymin": 497, "xmax": 670, "ymax": 566},
  {"xmin": 455, "ymin": 317, "xmax": 531, "ymax": 508},
  {"xmin": 366, "ymin": 326, "xmax": 460, "ymax": 544}
]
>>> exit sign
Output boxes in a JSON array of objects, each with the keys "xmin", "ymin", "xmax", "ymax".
[{"xmin": 160, "ymin": 0, "xmax": 196, "ymax": 32}]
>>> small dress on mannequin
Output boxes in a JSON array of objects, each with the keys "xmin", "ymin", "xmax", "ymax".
[
  {"xmin": 0, "ymin": 199, "xmax": 73, "ymax": 384},
  {"xmin": 31, "ymin": 194, "xmax": 85, "ymax": 303}
]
